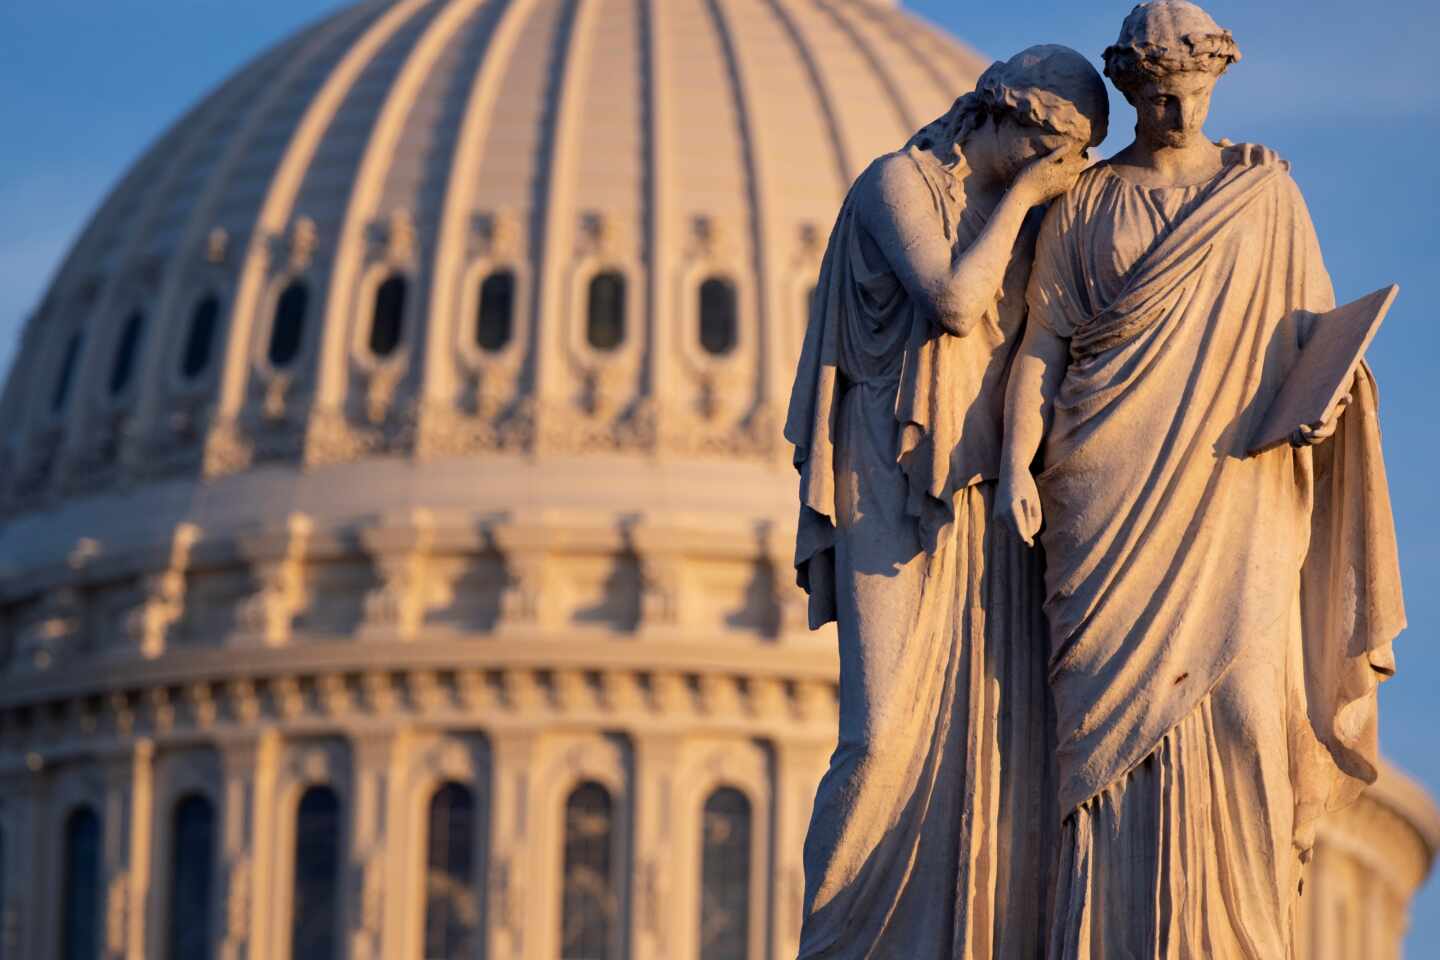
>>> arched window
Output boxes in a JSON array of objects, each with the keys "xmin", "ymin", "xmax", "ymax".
[
  {"xmin": 698, "ymin": 277, "xmax": 738, "ymax": 356},
  {"xmin": 561, "ymin": 782, "xmax": 617, "ymax": 960},
  {"xmin": 51, "ymin": 331, "xmax": 82, "ymax": 413},
  {"xmin": 423, "ymin": 782, "xmax": 480, "ymax": 959},
  {"xmin": 585, "ymin": 272, "xmax": 626, "ymax": 351},
  {"xmin": 291, "ymin": 786, "xmax": 341, "ymax": 960},
  {"xmin": 109, "ymin": 310, "xmax": 145, "ymax": 395},
  {"xmin": 368, "ymin": 273, "xmax": 406, "ymax": 357},
  {"xmin": 267, "ymin": 280, "xmax": 309, "ymax": 368},
  {"xmin": 699, "ymin": 788, "xmax": 752, "ymax": 960},
  {"xmin": 168, "ymin": 794, "xmax": 216, "ymax": 960},
  {"xmin": 61, "ymin": 807, "xmax": 102, "ymax": 960},
  {"xmin": 182, "ymin": 294, "xmax": 221, "ymax": 380},
  {"xmin": 475, "ymin": 269, "xmax": 515, "ymax": 353}
]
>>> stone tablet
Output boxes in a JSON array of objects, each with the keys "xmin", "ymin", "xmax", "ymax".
[{"xmin": 1248, "ymin": 283, "xmax": 1398, "ymax": 455}]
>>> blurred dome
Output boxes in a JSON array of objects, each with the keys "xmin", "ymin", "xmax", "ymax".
[
  {"xmin": 1, "ymin": 0, "xmax": 984, "ymax": 520},
  {"xmin": 0, "ymin": 3, "xmax": 990, "ymax": 956}
]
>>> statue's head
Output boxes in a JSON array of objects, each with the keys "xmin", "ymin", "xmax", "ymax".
[
  {"xmin": 908, "ymin": 44, "xmax": 1109, "ymax": 182},
  {"xmin": 1103, "ymin": 1, "xmax": 1240, "ymax": 150}
]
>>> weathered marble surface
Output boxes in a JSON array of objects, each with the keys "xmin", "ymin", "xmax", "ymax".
[
  {"xmin": 785, "ymin": 45, "xmax": 1107, "ymax": 959},
  {"xmin": 790, "ymin": 3, "xmax": 1406, "ymax": 958},
  {"xmin": 997, "ymin": 2, "xmax": 1405, "ymax": 957}
]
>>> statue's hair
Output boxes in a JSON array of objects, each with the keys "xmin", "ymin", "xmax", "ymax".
[
  {"xmin": 905, "ymin": 44, "xmax": 1109, "ymax": 155},
  {"xmin": 1102, "ymin": 1, "xmax": 1241, "ymax": 96}
]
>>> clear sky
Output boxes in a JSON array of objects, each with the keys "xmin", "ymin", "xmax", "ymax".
[{"xmin": 2, "ymin": 0, "xmax": 1437, "ymax": 951}]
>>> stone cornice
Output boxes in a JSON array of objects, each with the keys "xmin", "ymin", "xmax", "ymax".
[
  {"xmin": 0, "ymin": 656, "xmax": 840, "ymax": 774},
  {"xmin": 0, "ymin": 636, "xmax": 838, "ymax": 709}
]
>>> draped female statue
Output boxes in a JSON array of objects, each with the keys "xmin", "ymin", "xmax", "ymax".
[
  {"xmin": 997, "ymin": 3, "xmax": 1406, "ymax": 956},
  {"xmin": 785, "ymin": 46, "xmax": 1108, "ymax": 959}
]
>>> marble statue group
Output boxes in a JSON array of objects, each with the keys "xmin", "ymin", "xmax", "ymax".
[{"xmin": 784, "ymin": 2, "xmax": 1406, "ymax": 957}]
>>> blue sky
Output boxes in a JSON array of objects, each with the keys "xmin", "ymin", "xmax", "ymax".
[{"xmin": 2, "ymin": 0, "xmax": 1437, "ymax": 951}]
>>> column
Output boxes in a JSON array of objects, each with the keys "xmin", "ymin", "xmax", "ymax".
[
  {"xmin": 629, "ymin": 733, "xmax": 683, "ymax": 960},
  {"xmin": 100, "ymin": 740, "xmax": 153, "ymax": 960},
  {"xmin": 216, "ymin": 732, "xmax": 279, "ymax": 960},
  {"xmin": 485, "ymin": 731, "xmax": 537, "ymax": 960},
  {"xmin": 346, "ymin": 733, "xmax": 399, "ymax": 960}
]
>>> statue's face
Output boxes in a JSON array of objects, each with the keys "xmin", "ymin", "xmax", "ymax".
[
  {"xmin": 988, "ymin": 114, "xmax": 1078, "ymax": 181},
  {"xmin": 1130, "ymin": 70, "xmax": 1217, "ymax": 150}
]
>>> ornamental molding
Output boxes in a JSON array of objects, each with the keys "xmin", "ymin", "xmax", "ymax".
[
  {"xmin": 7, "ymin": 367, "xmax": 790, "ymax": 512},
  {"xmin": 367, "ymin": 209, "xmax": 419, "ymax": 266},
  {"xmin": 469, "ymin": 209, "xmax": 523, "ymax": 260},
  {"xmin": 0, "ymin": 510, "xmax": 815, "ymax": 671},
  {"xmin": 206, "ymin": 227, "xmax": 231, "ymax": 266},
  {"xmin": 286, "ymin": 217, "xmax": 321, "ymax": 273},
  {"xmin": 0, "ymin": 660, "xmax": 840, "ymax": 774}
]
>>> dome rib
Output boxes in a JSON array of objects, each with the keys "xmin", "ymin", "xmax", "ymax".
[
  {"xmin": 761, "ymin": 0, "xmax": 852, "ymax": 196},
  {"xmin": 40, "ymin": 117, "xmax": 194, "ymax": 323},
  {"xmin": 314, "ymin": 0, "xmax": 494, "ymax": 411},
  {"xmin": 842, "ymin": 0, "xmax": 957, "ymax": 108},
  {"xmin": 41, "ymin": 5, "xmax": 363, "ymax": 330},
  {"xmin": 4, "ymin": 0, "xmax": 989, "ymax": 505},
  {"xmin": 529, "ymin": 0, "xmax": 593, "ymax": 419},
  {"xmin": 217, "ymin": 0, "xmax": 439, "ymax": 422},
  {"xmin": 87, "ymin": 33, "xmax": 312, "ymax": 454},
  {"xmin": 48, "ymin": 42, "xmax": 283, "ymax": 452},
  {"xmin": 811, "ymin": 0, "xmax": 918, "ymax": 135},
  {"xmin": 423, "ymin": 0, "xmax": 540, "ymax": 404},
  {"xmin": 134, "ymin": 0, "xmax": 388, "ymax": 435},
  {"xmin": 641, "ymin": 0, "xmax": 669, "ymax": 406},
  {"xmin": 700, "ymin": 0, "xmax": 774, "ymax": 404},
  {"xmin": 892, "ymin": 5, "xmax": 988, "ymax": 91}
]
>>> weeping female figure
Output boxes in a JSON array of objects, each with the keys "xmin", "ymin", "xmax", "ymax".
[{"xmin": 784, "ymin": 46, "xmax": 1108, "ymax": 959}]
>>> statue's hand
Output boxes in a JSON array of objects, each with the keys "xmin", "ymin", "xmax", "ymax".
[
  {"xmin": 995, "ymin": 467, "xmax": 1043, "ymax": 547},
  {"xmin": 1290, "ymin": 390, "xmax": 1352, "ymax": 447},
  {"xmin": 1215, "ymin": 138, "xmax": 1287, "ymax": 169},
  {"xmin": 1290, "ymin": 368, "xmax": 1357, "ymax": 446},
  {"xmin": 1012, "ymin": 147, "xmax": 1086, "ymax": 206}
]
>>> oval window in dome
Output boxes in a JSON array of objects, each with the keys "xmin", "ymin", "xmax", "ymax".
[
  {"xmin": 368, "ymin": 273, "xmax": 407, "ymax": 358},
  {"xmin": 182, "ymin": 294, "xmax": 220, "ymax": 380},
  {"xmin": 109, "ymin": 310, "xmax": 145, "ymax": 395},
  {"xmin": 51, "ymin": 331, "xmax": 83, "ymax": 413},
  {"xmin": 586, "ymin": 271, "xmax": 626, "ymax": 352},
  {"xmin": 698, "ymin": 276, "xmax": 737, "ymax": 356},
  {"xmin": 476, "ymin": 269, "xmax": 515, "ymax": 353},
  {"xmin": 268, "ymin": 280, "xmax": 309, "ymax": 368}
]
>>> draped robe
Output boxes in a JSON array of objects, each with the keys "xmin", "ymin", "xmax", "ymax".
[
  {"xmin": 784, "ymin": 146, "xmax": 1055, "ymax": 959},
  {"xmin": 1026, "ymin": 152, "xmax": 1405, "ymax": 958}
]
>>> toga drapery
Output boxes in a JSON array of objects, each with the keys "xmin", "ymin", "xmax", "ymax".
[
  {"xmin": 785, "ymin": 146, "xmax": 1055, "ymax": 959},
  {"xmin": 1026, "ymin": 151, "xmax": 1405, "ymax": 957}
]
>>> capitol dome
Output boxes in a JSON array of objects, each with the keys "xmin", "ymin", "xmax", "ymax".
[
  {"xmin": 3, "ymin": 0, "xmax": 983, "ymax": 506},
  {"xmin": 0, "ymin": 1, "xmax": 1433, "ymax": 958}
]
